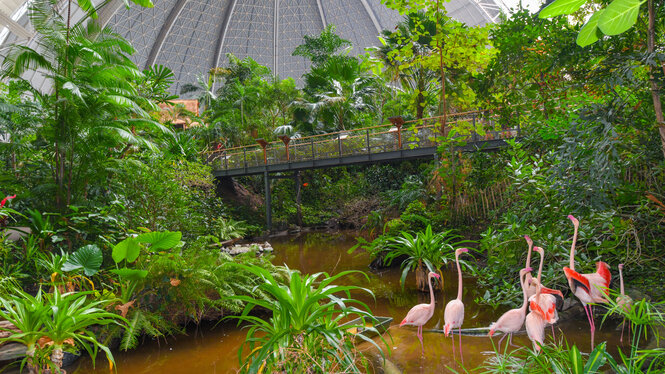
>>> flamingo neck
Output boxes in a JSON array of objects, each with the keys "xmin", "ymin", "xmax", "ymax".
[
  {"xmin": 537, "ymin": 249, "xmax": 544, "ymax": 285},
  {"xmin": 456, "ymin": 253, "xmax": 463, "ymax": 300},
  {"xmin": 570, "ymin": 224, "xmax": 578, "ymax": 270},
  {"xmin": 619, "ymin": 267, "xmax": 625, "ymax": 295},
  {"xmin": 520, "ymin": 271, "xmax": 529, "ymax": 311},
  {"xmin": 428, "ymin": 275, "xmax": 435, "ymax": 307},
  {"xmin": 525, "ymin": 241, "xmax": 533, "ymax": 269}
]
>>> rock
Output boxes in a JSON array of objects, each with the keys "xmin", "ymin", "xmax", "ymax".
[
  {"xmin": 221, "ymin": 242, "xmax": 273, "ymax": 256},
  {"xmin": 0, "ymin": 343, "xmax": 25, "ymax": 362},
  {"xmin": 1, "ymin": 227, "xmax": 31, "ymax": 242}
]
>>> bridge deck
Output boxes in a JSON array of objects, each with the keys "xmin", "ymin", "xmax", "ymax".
[{"xmin": 207, "ymin": 110, "xmax": 518, "ymax": 178}]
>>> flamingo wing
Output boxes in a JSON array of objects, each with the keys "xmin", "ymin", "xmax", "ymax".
[
  {"xmin": 595, "ymin": 261, "xmax": 611, "ymax": 288},
  {"xmin": 564, "ymin": 267, "xmax": 591, "ymax": 294},
  {"xmin": 401, "ymin": 303, "xmax": 433, "ymax": 327}
]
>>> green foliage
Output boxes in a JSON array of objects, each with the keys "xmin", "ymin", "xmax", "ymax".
[
  {"xmin": 292, "ymin": 25, "xmax": 352, "ymax": 66},
  {"xmin": 0, "ymin": 288, "xmax": 123, "ymax": 372},
  {"xmin": 540, "ymin": 0, "xmax": 647, "ymax": 46},
  {"xmin": 225, "ymin": 264, "xmax": 382, "ymax": 373},
  {"xmin": 114, "ymin": 159, "xmax": 222, "ymax": 236},
  {"xmin": 383, "ymin": 225, "xmax": 469, "ymax": 288},
  {"xmin": 62, "ymin": 244, "xmax": 103, "ymax": 276},
  {"xmin": 211, "ymin": 217, "xmax": 249, "ymax": 241}
]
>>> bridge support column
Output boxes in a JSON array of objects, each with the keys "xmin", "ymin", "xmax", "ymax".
[{"xmin": 264, "ymin": 171, "xmax": 272, "ymax": 231}]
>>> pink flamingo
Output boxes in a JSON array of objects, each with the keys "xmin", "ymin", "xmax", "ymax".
[
  {"xmin": 488, "ymin": 267, "xmax": 532, "ymax": 351},
  {"xmin": 617, "ymin": 264, "xmax": 633, "ymax": 344},
  {"xmin": 525, "ymin": 276, "xmax": 547, "ymax": 352},
  {"xmin": 400, "ymin": 271, "xmax": 441, "ymax": 356},
  {"xmin": 444, "ymin": 248, "xmax": 469, "ymax": 363},
  {"xmin": 563, "ymin": 215, "xmax": 611, "ymax": 347},
  {"xmin": 529, "ymin": 246, "xmax": 564, "ymax": 339}
]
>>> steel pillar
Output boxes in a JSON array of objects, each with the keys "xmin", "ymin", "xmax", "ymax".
[{"xmin": 264, "ymin": 171, "xmax": 271, "ymax": 231}]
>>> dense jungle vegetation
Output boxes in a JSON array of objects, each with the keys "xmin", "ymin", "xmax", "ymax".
[{"xmin": 0, "ymin": 0, "xmax": 663, "ymax": 372}]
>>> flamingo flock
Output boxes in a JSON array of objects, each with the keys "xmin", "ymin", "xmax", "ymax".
[{"xmin": 399, "ymin": 215, "xmax": 630, "ymax": 358}]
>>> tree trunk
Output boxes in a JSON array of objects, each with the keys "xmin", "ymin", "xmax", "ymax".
[
  {"xmin": 648, "ymin": 0, "xmax": 665, "ymax": 158},
  {"xmin": 51, "ymin": 347, "xmax": 64, "ymax": 373},
  {"xmin": 416, "ymin": 262, "xmax": 441, "ymax": 292}
]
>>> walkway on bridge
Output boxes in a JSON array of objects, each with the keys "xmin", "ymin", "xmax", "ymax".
[{"xmin": 206, "ymin": 110, "xmax": 519, "ymax": 178}]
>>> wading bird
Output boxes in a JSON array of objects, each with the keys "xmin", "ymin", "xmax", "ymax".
[
  {"xmin": 488, "ymin": 267, "xmax": 532, "ymax": 351},
  {"xmin": 563, "ymin": 215, "xmax": 611, "ymax": 347},
  {"xmin": 617, "ymin": 263, "xmax": 633, "ymax": 344},
  {"xmin": 529, "ymin": 246, "xmax": 564, "ymax": 339},
  {"xmin": 444, "ymin": 248, "xmax": 469, "ymax": 363},
  {"xmin": 525, "ymin": 275, "xmax": 547, "ymax": 352},
  {"xmin": 400, "ymin": 271, "xmax": 441, "ymax": 356}
]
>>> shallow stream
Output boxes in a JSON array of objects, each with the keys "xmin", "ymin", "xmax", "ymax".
[{"xmin": 72, "ymin": 231, "xmax": 624, "ymax": 373}]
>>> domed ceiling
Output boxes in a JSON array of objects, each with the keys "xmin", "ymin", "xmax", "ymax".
[{"xmin": 1, "ymin": 0, "xmax": 505, "ymax": 93}]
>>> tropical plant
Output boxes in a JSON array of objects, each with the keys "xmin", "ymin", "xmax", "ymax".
[
  {"xmin": 0, "ymin": 288, "xmax": 123, "ymax": 373},
  {"xmin": 212, "ymin": 217, "xmax": 249, "ymax": 242},
  {"xmin": 225, "ymin": 264, "xmax": 383, "ymax": 373},
  {"xmin": 61, "ymin": 244, "xmax": 103, "ymax": 276},
  {"xmin": 1, "ymin": 0, "xmax": 169, "ymax": 210},
  {"xmin": 383, "ymin": 225, "xmax": 469, "ymax": 291}
]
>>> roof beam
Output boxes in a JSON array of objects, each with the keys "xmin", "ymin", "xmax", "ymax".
[
  {"xmin": 359, "ymin": 0, "xmax": 382, "ymax": 34},
  {"xmin": 212, "ymin": 0, "xmax": 238, "ymax": 70},
  {"xmin": 0, "ymin": 10, "xmax": 32, "ymax": 40},
  {"xmin": 273, "ymin": 0, "xmax": 279, "ymax": 76},
  {"xmin": 315, "ymin": 0, "xmax": 326, "ymax": 28},
  {"xmin": 145, "ymin": 0, "xmax": 189, "ymax": 69}
]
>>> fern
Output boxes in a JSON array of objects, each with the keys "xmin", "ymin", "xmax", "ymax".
[{"xmin": 120, "ymin": 309, "xmax": 180, "ymax": 351}]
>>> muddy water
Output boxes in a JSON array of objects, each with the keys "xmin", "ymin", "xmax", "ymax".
[{"xmin": 72, "ymin": 231, "xmax": 625, "ymax": 373}]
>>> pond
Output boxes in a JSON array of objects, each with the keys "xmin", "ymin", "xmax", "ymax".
[{"xmin": 71, "ymin": 231, "xmax": 624, "ymax": 373}]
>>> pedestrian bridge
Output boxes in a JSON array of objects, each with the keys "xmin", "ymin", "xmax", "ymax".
[{"xmin": 206, "ymin": 109, "xmax": 519, "ymax": 178}]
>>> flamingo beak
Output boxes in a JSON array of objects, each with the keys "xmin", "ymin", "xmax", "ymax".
[
  {"xmin": 525, "ymin": 267, "xmax": 533, "ymax": 272},
  {"xmin": 433, "ymin": 273, "xmax": 441, "ymax": 279},
  {"xmin": 460, "ymin": 248, "xmax": 469, "ymax": 253},
  {"xmin": 618, "ymin": 263, "xmax": 624, "ymax": 270},
  {"xmin": 568, "ymin": 215, "xmax": 579, "ymax": 225}
]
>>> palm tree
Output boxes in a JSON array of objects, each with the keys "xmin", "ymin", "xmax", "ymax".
[
  {"xmin": 1, "ymin": 0, "xmax": 167, "ymax": 210},
  {"xmin": 180, "ymin": 73, "xmax": 217, "ymax": 113},
  {"xmin": 311, "ymin": 77, "xmax": 377, "ymax": 131},
  {"xmin": 373, "ymin": 12, "xmax": 440, "ymax": 119}
]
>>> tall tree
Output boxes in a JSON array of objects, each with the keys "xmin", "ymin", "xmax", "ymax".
[{"xmin": 1, "ymin": 0, "xmax": 164, "ymax": 209}]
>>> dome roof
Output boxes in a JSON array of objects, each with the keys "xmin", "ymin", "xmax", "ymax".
[{"xmin": 1, "ymin": 0, "xmax": 505, "ymax": 92}]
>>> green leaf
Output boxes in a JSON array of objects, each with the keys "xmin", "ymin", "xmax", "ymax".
[
  {"xmin": 110, "ymin": 268, "xmax": 148, "ymax": 281},
  {"xmin": 598, "ymin": 0, "xmax": 644, "ymax": 36},
  {"xmin": 62, "ymin": 245, "xmax": 103, "ymax": 276},
  {"xmin": 112, "ymin": 237, "xmax": 140, "ymax": 263},
  {"xmin": 568, "ymin": 345, "xmax": 583, "ymax": 374},
  {"xmin": 136, "ymin": 231, "xmax": 181, "ymax": 250},
  {"xmin": 129, "ymin": 0, "xmax": 154, "ymax": 7},
  {"xmin": 577, "ymin": 10, "xmax": 603, "ymax": 47},
  {"xmin": 539, "ymin": 0, "xmax": 587, "ymax": 18},
  {"xmin": 584, "ymin": 342, "xmax": 608, "ymax": 372},
  {"xmin": 76, "ymin": 0, "xmax": 98, "ymax": 18}
]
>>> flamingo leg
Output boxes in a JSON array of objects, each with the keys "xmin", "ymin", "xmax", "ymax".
[
  {"xmin": 497, "ymin": 333, "xmax": 506, "ymax": 352},
  {"xmin": 451, "ymin": 333, "xmax": 456, "ymax": 362},
  {"xmin": 509, "ymin": 333, "xmax": 519, "ymax": 348},
  {"xmin": 589, "ymin": 305, "xmax": 596, "ymax": 347},
  {"xmin": 418, "ymin": 326, "xmax": 424, "ymax": 357},
  {"xmin": 459, "ymin": 326, "xmax": 464, "ymax": 364},
  {"xmin": 551, "ymin": 324, "xmax": 556, "ymax": 341},
  {"xmin": 583, "ymin": 304, "xmax": 595, "ymax": 348},
  {"xmin": 620, "ymin": 318, "xmax": 625, "ymax": 345}
]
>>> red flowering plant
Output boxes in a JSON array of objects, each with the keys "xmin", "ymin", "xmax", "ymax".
[{"xmin": 0, "ymin": 194, "xmax": 19, "ymax": 227}]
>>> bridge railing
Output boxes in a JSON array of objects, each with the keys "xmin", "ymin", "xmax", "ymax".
[{"xmin": 205, "ymin": 109, "xmax": 519, "ymax": 171}]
